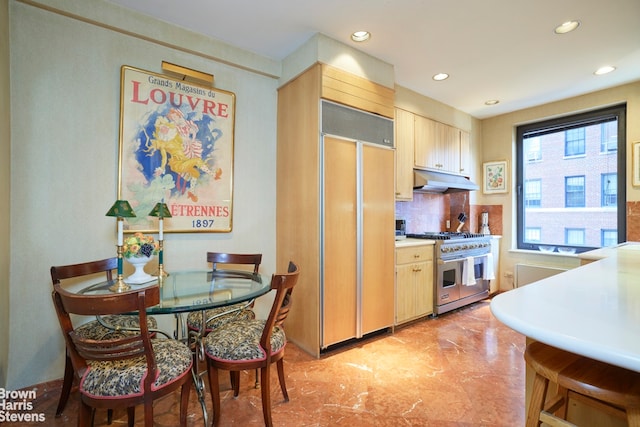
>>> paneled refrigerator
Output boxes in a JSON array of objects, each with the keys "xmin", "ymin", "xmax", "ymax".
[{"xmin": 321, "ymin": 101, "xmax": 395, "ymax": 348}]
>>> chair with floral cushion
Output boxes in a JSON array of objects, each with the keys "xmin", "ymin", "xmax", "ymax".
[
  {"xmin": 52, "ymin": 282, "xmax": 193, "ymax": 427},
  {"xmin": 50, "ymin": 258, "xmax": 160, "ymax": 421},
  {"xmin": 185, "ymin": 252, "xmax": 263, "ymax": 388},
  {"xmin": 186, "ymin": 252, "xmax": 262, "ymax": 335},
  {"xmin": 204, "ymin": 261, "xmax": 299, "ymax": 427}
]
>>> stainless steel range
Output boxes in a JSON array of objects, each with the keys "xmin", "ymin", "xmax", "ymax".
[{"xmin": 406, "ymin": 232, "xmax": 493, "ymax": 315}]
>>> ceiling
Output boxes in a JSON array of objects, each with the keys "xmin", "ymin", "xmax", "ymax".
[{"xmin": 104, "ymin": 0, "xmax": 640, "ymax": 119}]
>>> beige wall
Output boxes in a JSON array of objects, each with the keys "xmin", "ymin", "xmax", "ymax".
[
  {"xmin": 1, "ymin": 0, "xmax": 11, "ymax": 388},
  {"xmin": 4, "ymin": 0, "xmax": 280, "ymax": 390},
  {"xmin": 480, "ymin": 82, "xmax": 640, "ymax": 289}
]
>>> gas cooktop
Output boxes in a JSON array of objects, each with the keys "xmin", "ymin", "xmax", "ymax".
[{"xmin": 406, "ymin": 232, "xmax": 487, "ymax": 240}]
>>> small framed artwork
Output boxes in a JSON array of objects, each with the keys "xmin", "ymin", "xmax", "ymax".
[
  {"xmin": 633, "ymin": 142, "xmax": 640, "ymax": 186},
  {"xmin": 483, "ymin": 160, "xmax": 508, "ymax": 194}
]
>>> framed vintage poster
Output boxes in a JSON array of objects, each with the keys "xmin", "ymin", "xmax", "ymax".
[
  {"xmin": 634, "ymin": 142, "xmax": 640, "ymax": 186},
  {"xmin": 118, "ymin": 65, "xmax": 235, "ymax": 233},
  {"xmin": 483, "ymin": 160, "xmax": 508, "ymax": 194}
]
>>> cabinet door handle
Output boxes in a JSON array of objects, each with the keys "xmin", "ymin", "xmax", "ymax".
[
  {"xmin": 412, "ymin": 266, "xmax": 422, "ymax": 272},
  {"xmin": 413, "ymin": 254, "xmax": 421, "ymax": 258}
]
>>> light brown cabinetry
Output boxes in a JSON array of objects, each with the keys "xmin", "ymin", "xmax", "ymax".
[
  {"xmin": 459, "ymin": 130, "xmax": 470, "ymax": 175},
  {"xmin": 277, "ymin": 63, "xmax": 395, "ymax": 356},
  {"xmin": 394, "ymin": 108, "xmax": 415, "ymax": 200},
  {"xmin": 323, "ymin": 135, "xmax": 395, "ymax": 347},
  {"xmin": 413, "ymin": 115, "xmax": 469, "ymax": 176},
  {"xmin": 395, "ymin": 244, "xmax": 434, "ymax": 325}
]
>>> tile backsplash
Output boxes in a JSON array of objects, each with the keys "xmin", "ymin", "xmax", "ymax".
[{"xmin": 396, "ymin": 192, "xmax": 503, "ymax": 235}]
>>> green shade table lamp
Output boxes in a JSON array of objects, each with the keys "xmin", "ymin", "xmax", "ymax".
[
  {"xmin": 106, "ymin": 200, "xmax": 136, "ymax": 292},
  {"xmin": 149, "ymin": 202, "xmax": 172, "ymax": 280}
]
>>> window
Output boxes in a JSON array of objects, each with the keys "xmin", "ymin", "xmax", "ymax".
[
  {"xmin": 565, "ymin": 176, "xmax": 585, "ymax": 207},
  {"xmin": 565, "ymin": 128, "xmax": 585, "ymax": 156},
  {"xmin": 526, "ymin": 137, "xmax": 542, "ymax": 161},
  {"xmin": 516, "ymin": 104, "xmax": 626, "ymax": 253},
  {"xmin": 565, "ymin": 228, "xmax": 585, "ymax": 245},
  {"xmin": 601, "ymin": 173, "xmax": 617, "ymax": 207},
  {"xmin": 525, "ymin": 228, "xmax": 541, "ymax": 242},
  {"xmin": 600, "ymin": 122, "xmax": 618, "ymax": 153},
  {"xmin": 524, "ymin": 179, "xmax": 541, "ymax": 207},
  {"xmin": 601, "ymin": 230, "xmax": 618, "ymax": 247}
]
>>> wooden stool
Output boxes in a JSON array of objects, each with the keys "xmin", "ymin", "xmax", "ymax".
[{"xmin": 525, "ymin": 341, "xmax": 640, "ymax": 427}]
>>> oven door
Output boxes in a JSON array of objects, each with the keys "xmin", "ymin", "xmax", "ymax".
[
  {"xmin": 436, "ymin": 259, "xmax": 461, "ymax": 306},
  {"xmin": 459, "ymin": 255, "xmax": 489, "ymax": 299}
]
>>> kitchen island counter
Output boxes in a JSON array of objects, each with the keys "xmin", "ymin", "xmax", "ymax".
[{"xmin": 490, "ymin": 242, "xmax": 640, "ymax": 372}]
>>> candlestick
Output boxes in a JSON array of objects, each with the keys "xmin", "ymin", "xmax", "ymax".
[
  {"xmin": 149, "ymin": 202, "xmax": 171, "ymax": 279},
  {"xmin": 117, "ymin": 219, "xmax": 123, "ymax": 246},
  {"xmin": 106, "ymin": 200, "xmax": 136, "ymax": 293}
]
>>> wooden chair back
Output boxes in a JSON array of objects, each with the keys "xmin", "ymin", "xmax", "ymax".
[
  {"xmin": 260, "ymin": 262, "xmax": 299, "ymax": 355},
  {"xmin": 207, "ymin": 252, "xmax": 262, "ymax": 273},
  {"xmin": 51, "ymin": 257, "xmax": 118, "ymax": 284},
  {"xmin": 52, "ymin": 283, "xmax": 159, "ymax": 381}
]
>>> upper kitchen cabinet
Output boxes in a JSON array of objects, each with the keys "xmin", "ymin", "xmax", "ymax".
[
  {"xmin": 414, "ymin": 115, "xmax": 468, "ymax": 176},
  {"xmin": 459, "ymin": 129, "xmax": 471, "ymax": 176},
  {"xmin": 321, "ymin": 64, "xmax": 394, "ymax": 119},
  {"xmin": 277, "ymin": 63, "xmax": 395, "ymax": 357},
  {"xmin": 394, "ymin": 108, "xmax": 415, "ymax": 200}
]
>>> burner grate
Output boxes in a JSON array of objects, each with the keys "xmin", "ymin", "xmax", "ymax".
[{"xmin": 407, "ymin": 232, "xmax": 485, "ymax": 240}]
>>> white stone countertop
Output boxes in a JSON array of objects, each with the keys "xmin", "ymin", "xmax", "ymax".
[{"xmin": 490, "ymin": 242, "xmax": 640, "ymax": 372}]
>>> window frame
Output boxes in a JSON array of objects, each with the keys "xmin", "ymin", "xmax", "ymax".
[{"xmin": 516, "ymin": 104, "xmax": 626, "ymax": 253}]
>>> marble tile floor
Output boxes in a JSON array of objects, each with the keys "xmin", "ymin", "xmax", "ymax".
[{"xmin": 14, "ymin": 299, "xmax": 525, "ymax": 426}]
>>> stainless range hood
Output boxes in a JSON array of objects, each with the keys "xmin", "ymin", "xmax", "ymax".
[{"xmin": 413, "ymin": 169, "xmax": 479, "ymax": 193}]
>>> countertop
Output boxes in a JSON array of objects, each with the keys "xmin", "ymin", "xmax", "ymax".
[
  {"xmin": 490, "ymin": 242, "xmax": 640, "ymax": 372},
  {"xmin": 395, "ymin": 238, "xmax": 435, "ymax": 247}
]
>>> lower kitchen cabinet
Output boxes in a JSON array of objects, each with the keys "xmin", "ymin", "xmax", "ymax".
[{"xmin": 395, "ymin": 244, "xmax": 434, "ymax": 325}]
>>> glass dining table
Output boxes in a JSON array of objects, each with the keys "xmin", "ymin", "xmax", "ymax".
[{"xmin": 80, "ymin": 269, "xmax": 272, "ymax": 426}]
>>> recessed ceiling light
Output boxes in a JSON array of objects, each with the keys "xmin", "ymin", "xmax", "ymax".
[
  {"xmin": 554, "ymin": 20, "xmax": 580, "ymax": 34},
  {"xmin": 594, "ymin": 65, "xmax": 616, "ymax": 75},
  {"xmin": 432, "ymin": 73, "xmax": 449, "ymax": 81},
  {"xmin": 351, "ymin": 31, "xmax": 371, "ymax": 42},
  {"xmin": 485, "ymin": 100, "xmax": 500, "ymax": 106}
]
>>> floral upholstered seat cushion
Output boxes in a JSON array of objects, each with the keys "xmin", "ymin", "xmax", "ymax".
[
  {"xmin": 186, "ymin": 304, "xmax": 254, "ymax": 332},
  {"xmin": 203, "ymin": 319, "xmax": 286, "ymax": 362},
  {"xmin": 75, "ymin": 315, "xmax": 158, "ymax": 340},
  {"xmin": 80, "ymin": 339, "xmax": 192, "ymax": 398}
]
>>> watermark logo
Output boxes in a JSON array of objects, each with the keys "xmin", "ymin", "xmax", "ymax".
[{"xmin": 0, "ymin": 388, "xmax": 46, "ymax": 423}]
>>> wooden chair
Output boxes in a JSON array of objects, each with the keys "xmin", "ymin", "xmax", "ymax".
[
  {"xmin": 525, "ymin": 341, "xmax": 640, "ymax": 427},
  {"xmin": 50, "ymin": 258, "xmax": 159, "ymax": 420},
  {"xmin": 204, "ymin": 261, "xmax": 299, "ymax": 427},
  {"xmin": 186, "ymin": 252, "xmax": 262, "ymax": 334},
  {"xmin": 52, "ymin": 282, "xmax": 193, "ymax": 427}
]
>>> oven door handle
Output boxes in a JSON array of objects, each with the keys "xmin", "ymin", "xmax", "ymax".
[
  {"xmin": 439, "ymin": 258, "xmax": 458, "ymax": 265},
  {"xmin": 438, "ymin": 254, "xmax": 487, "ymax": 265}
]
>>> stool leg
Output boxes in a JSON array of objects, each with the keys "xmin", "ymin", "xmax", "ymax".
[
  {"xmin": 555, "ymin": 386, "xmax": 569, "ymax": 420},
  {"xmin": 527, "ymin": 373, "xmax": 549, "ymax": 427},
  {"xmin": 628, "ymin": 408, "xmax": 640, "ymax": 427}
]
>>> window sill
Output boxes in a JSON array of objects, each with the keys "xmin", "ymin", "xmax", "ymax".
[{"xmin": 508, "ymin": 248, "xmax": 578, "ymax": 257}]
